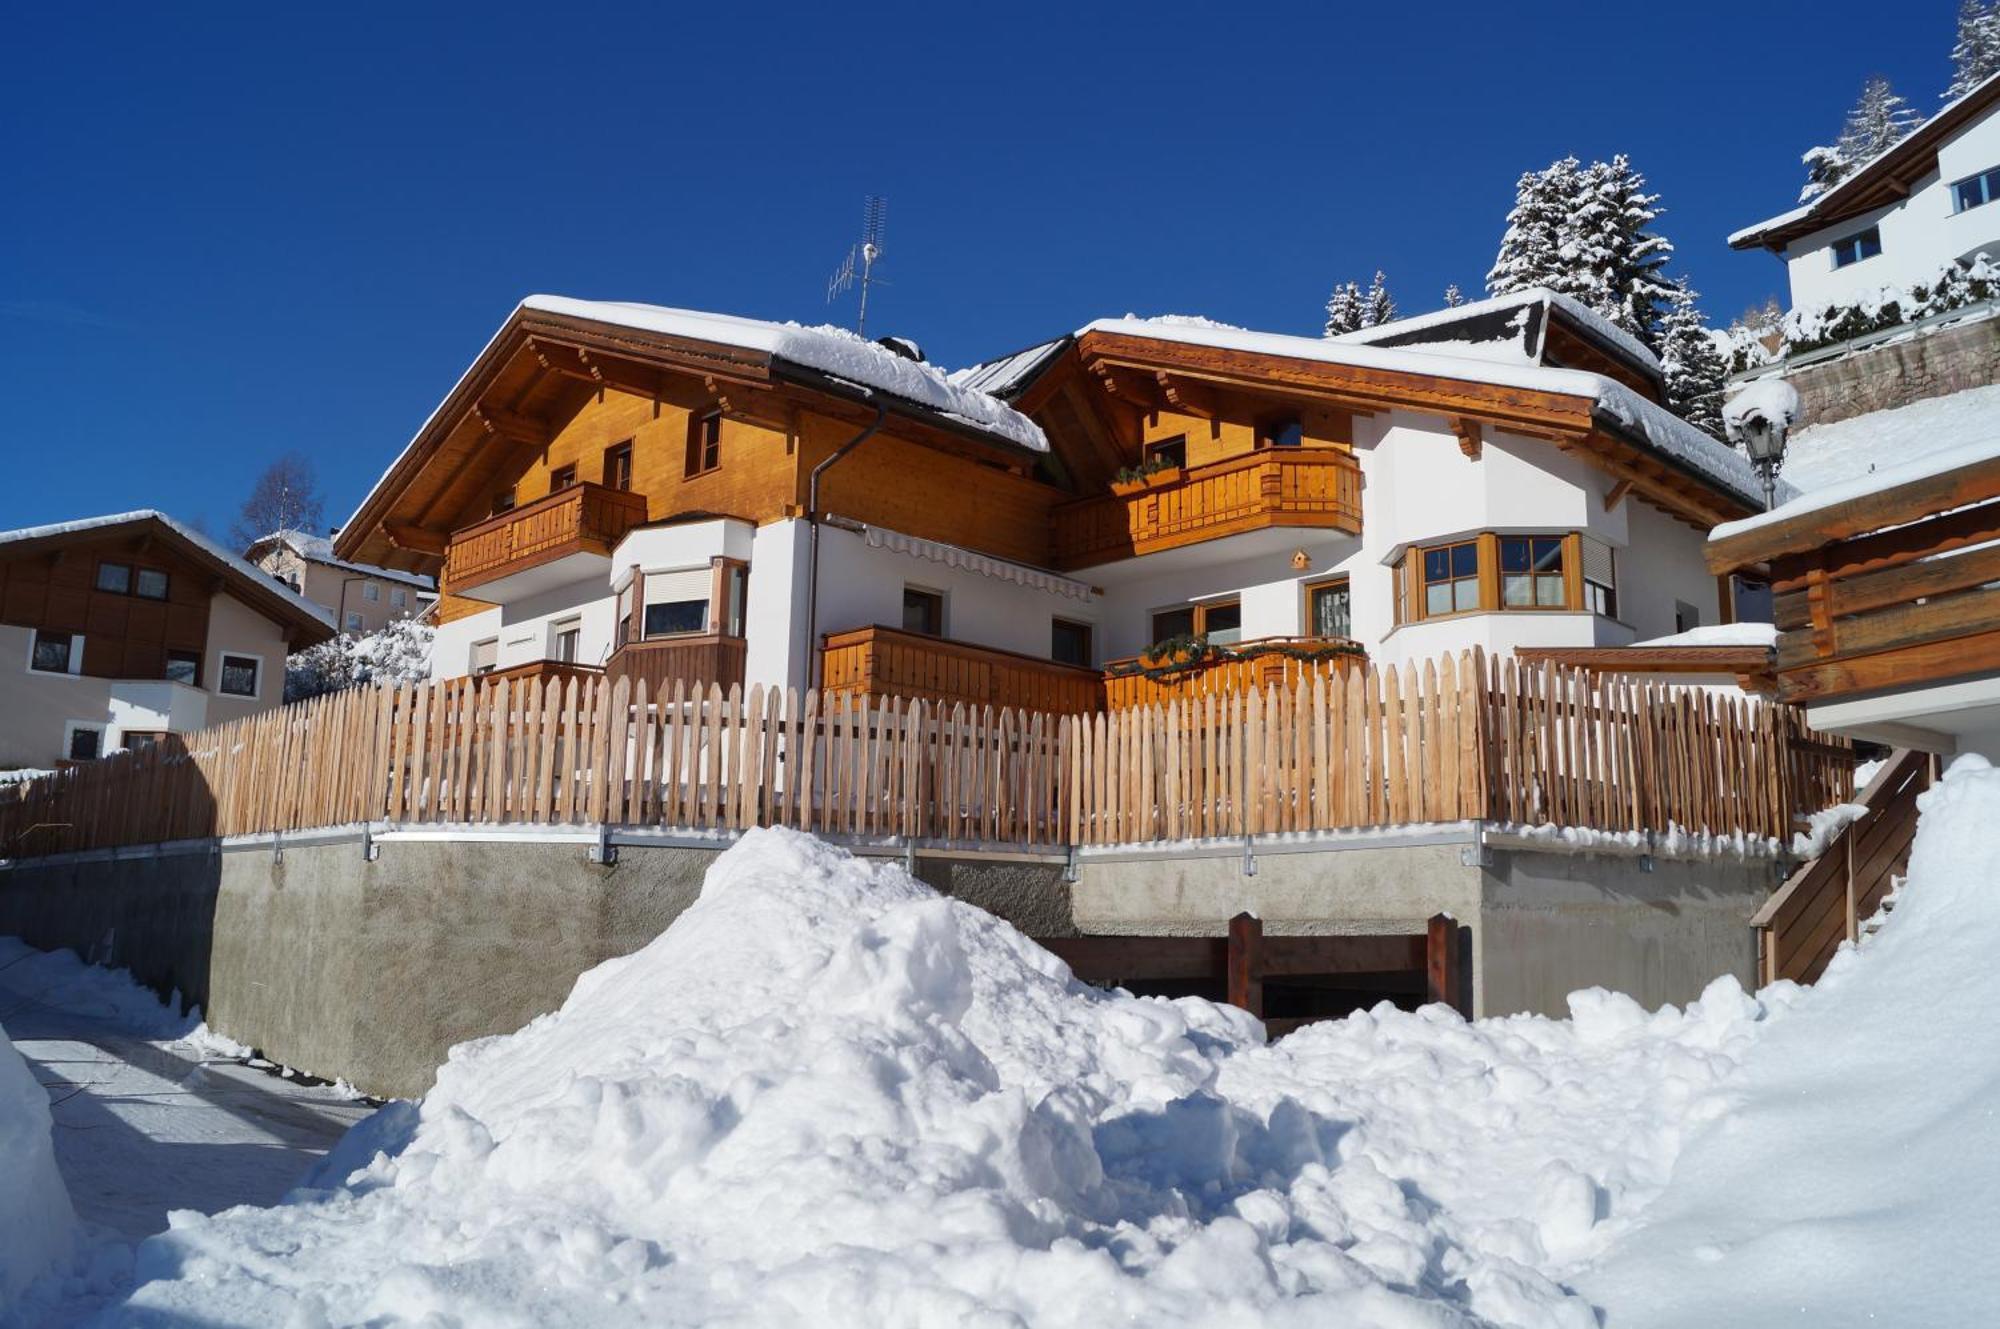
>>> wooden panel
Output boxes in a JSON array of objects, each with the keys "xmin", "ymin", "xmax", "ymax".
[
  {"xmin": 1052, "ymin": 448, "xmax": 1362, "ymax": 569},
  {"xmin": 607, "ymin": 634, "xmax": 747, "ymax": 697},
  {"xmin": 0, "ymin": 532, "xmax": 214, "ymax": 681},
  {"xmin": 1104, "ymin": 638, "xmax": 1363, "ymax": 710},
  {"xmin": 821, "ymin": 625, "xmax": 1103, "ymax": 715},
  {"xmin": 442, "ymin": 482, "xmax": 650, "ymax": 594}
]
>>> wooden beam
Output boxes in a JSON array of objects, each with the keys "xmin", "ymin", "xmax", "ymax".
[
  {"xmin": 1779, "ymin": 623, "xmax": 2000, "ymax": 703},
  {"xmin": 1227, "ymin": 913, "xmax": 1263, "ymax": 1018},
  {"xmin": 1154, "ymin": 371, "xmax": 1218, "ymax": 419},
  {"xmin": 1711, "ymin": 453, "xmax": 2000, "ymax": 572},
  {"xmin": 383, "ymin": 522, "xmax": 448, "ymax": 556},
  {"xmin": 472, "ymin": 402, "xmax": 553, "ymax": 446},
  {"xmin": 1094, "ymin": 366, "xmax": 1156, "ymax": 413},
  {"xmin": 1450, "ymin": 416, "xmax": 1482, "ymax": 461},
  {"xmin": 1774, "ymin": 540, "xmax": 2000, "ymax": 630},
  {"xmin": 1603, "ymin": 478, "xmax": 1634, "ymax": 512},
  {"xmin": 1776, "ymin": 585, "xmax": 2000, "ymax": 672}
]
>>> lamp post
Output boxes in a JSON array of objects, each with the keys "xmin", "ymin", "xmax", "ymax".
[{"xmin": 1723, "ymin": 381, "xmax": 1801, "ymax": 513}]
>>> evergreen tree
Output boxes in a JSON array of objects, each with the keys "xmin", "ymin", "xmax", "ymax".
[
  {"xmin": 1658, "ymin": 279, "xmax": 1728, "ymax": 439},
  {"xmin": 1442, "ymin": 284, "xmax": 1466, "ymax": 308},
  {"xmin": 1802, "ymin": 76, "xmax": 1922, "ymax": 200},
  {"xmin": 1487, "ymin": 156, "xmax": 1584, "ymax": 299},
  {"xmin": 1948, "ymin": 0, "xmax": 2000, "ymax": 99},
  {"xmin": 1363, "ymin": 270, "xmax": 1397, "ymax": 326},
  {"xmin": 1323, "ymin": 281, "xmax": 1365, "ymax": 336}
]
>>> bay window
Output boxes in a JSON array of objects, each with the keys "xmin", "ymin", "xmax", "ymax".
[{"xmin": 1395, "ymin": 532, "xmax": 1608, "ymax": 624}]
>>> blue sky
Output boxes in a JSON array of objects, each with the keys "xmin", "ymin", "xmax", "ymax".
[{"xmin": 0, "ymin": 2, "xmax": 1956, "ymax": 539}]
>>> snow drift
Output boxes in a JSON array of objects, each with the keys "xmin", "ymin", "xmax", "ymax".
[
  {"xmin": 0, "ymin": 1025, "xmax": 75, "ymax": 1309},
  {"xmin": 114, "ymin": 829, "xmax": 1778, "ymax": 1327}
]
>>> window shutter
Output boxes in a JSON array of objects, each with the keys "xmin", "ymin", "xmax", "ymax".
[
  {"xmin": 644, "ymin": 568, "xmax": 712, "ymax": 605},
  {"xmin": 470, "ymin": 639, "xmax": 497, "ymax": 672},
  {"xmin": 1581, "ymin": 536, "xmax": 1615, "ymax": 587}
]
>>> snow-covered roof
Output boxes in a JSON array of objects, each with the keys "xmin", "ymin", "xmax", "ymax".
[
  {"xmin": 1731, "ymin": 69, "xmax": 2000, "ymax": 250},
  {"xmin": 1770, "ymin": 382, "xmax": 2000, "ymax": 495},
  {"xmin": 1331, "ymin": 287, "xmax": 1663, "ymax": 378},
  {"xmin": 1633, "ymin": 622, "xmax": 1778, "ymax": 649},
  {"xmin": 0, "ymin": 510, "xmax": 335, "ymax": 629},
  {"xmin": 253, "ymin": 529, "xmax": 435, "ymax": 590},
  {"xmin": 1712, "ymin": 433, "xmax": 2000, "ymax": 544},
  {"xmin": 521, "ymin": 296, "xmax": 1046, "ymax": 453},
  {"xmin": 946, "ymin": 337, "xmax": 1069, "ymax": 400},
  {"xmin": 1077, "ymin": 315, "xmax": 1779, "ymax": 510}
]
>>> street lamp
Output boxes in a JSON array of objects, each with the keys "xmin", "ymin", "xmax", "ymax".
[{"xmin": 1723, "ymin": 379, "xmax": 1801, "ymax": 512}]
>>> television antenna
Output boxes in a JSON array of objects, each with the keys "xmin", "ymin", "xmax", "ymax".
[{"xmin": 826, "ymin": 195, "xmax": 887, "ymax": 337}]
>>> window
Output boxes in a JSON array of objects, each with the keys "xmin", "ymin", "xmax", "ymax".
[
  {"xmin": 491, "ymin": 488, "xmax": 516, "ymax": 516},
  {"xmin": 470, "ymin": 638, "xmax": 498, "ymax": 676},
  {"xmin": 95, "ymin": 562, "xmax": 131, "ymax": 594},
  {"xmin": 64, "ymin": 724, "xmax": 103, "ymax": 762},
  {"xmin": 1423, "ymin": 541, "xmax": 1481, "ymax": 617},
  {"xmin": 644, "ymin": 600, "xmax": 708, "ymax": 637},
  {"xmin": 165, "ymin": 650, "xmax": 200, "ymax": 686},
  {"xmin": 604, "ymin": 441, "xmax": 634, "ymax": 491},
  {"xmin": 686, "ymin": 410, "xmax": 722, "ymax": 477},
  {"xmin": 136, "ymin": 568, "xmax": 169, "ymax": 600},
  {"xmin": 345, "ymin": 611, "xmax": 365, "ymax": 632},
  {"xmin": 1499, "ymin": 535, "xmax": 1567, "ymax": 609},
  {"xmin": 549, "ymin": 464, "xmax": 577, "ymax": 492},
  {"xmin": 1733, "ymin": 575, "xmax": 1774, "ymax": 625},
  {"xmin": 362, "ymin": 582, "xmax": 380, "ymax": 602},
  {"xmin": 1147, "ymin": 600, "xmax": 1237, "ymax": 649},
  {"xmin": 30, "ymin": 630, "xmax": 78, "ymax": 675},
  {"xmin": 1306, "ymin": 578, "xmax": 1352, "ymax": 639},
  {"xmin": 1582, "ymin": 538, "xmax": 1617, "ymax": 619},
  {"xmin": 1051, "ymin": 618, "xmax": 1093, "ymax": 667},
  {"xmin": 721, "ymin": 563, "xmax": 749, "ymax": 638},
  {"xmin": 1831, "ymin": 226, "xmax": 1881, "ymax": 269},
  {"xmin": 553, "ymin": 618, "xmax": 582, "ymax": 663},
  {"xmin": 1143, "ymin": 435, "xmax": 1186, "ymax": 469},
  {"xmin": 1955, "ymin": 167, "xmax": 2000, "ymax": 213},
  {"xmin": 1258, "ymin": 415, "xmax": 1304, "ymax": 448},
  {"xmin": 218, "ymin": 653, "xmax": 260, "ymax": 698},
  {"xmin": 391, "ymin": 587, "xmax": 407, "ymax": 609},
  {"xmin": 902, "ymin": 586, "xmax": 944, "ymax": 637},
  {"xmin": 1675, "ymin": 600, "xmax": 1702, "ymax": 634}
]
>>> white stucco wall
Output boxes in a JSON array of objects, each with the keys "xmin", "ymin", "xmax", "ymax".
[
  {"xmin": 1781, "ymin": 104, "xmax": 2000, "ymax": 310},
  {"xmin": 203, "ymin": 592, "xmax": 293, "ymax": 727}
]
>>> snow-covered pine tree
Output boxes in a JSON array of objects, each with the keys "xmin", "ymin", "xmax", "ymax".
[
  {"xmin": 1802, "ymin": 76, "xmax": 1923, "ymax": 200},
  {"xmin": 1580, "ymin": 155, "xmax": 1676, "ymax": 349},
  {"xmin": 1487, "ymin": 156, "xmax": 1583, "ymax": 298},
  {"xmin": 1363, "ymin": 271, "xmax": 1397, "ymax": 326},
  {"xmin": 1658, "ymin": 279, "xmax": 1727, "ymax": 439},
  {"xmin": 1323, "ymin": 281, "xmax": 1365, "ymax": 336},
  {"xmin": 1948, "ymin": 0, "xmax": 2000, "ymax": 99},
  {"xmin": 1442, "ymin": 284, "xmax": 1466, "ymax": 307}
]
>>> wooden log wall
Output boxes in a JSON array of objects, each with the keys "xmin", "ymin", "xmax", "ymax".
[{"xmin": 0, "ymin": 651, "xmax": 1848, "ymax": 858}]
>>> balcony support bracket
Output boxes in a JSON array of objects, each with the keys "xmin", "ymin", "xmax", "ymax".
[
  {"xmin": 589, "ymin": 827, "xmax": 618, "ymax": 866},
  {"xmin": 1241, "ymin": 835, "xmax": 1258, "ymax": 877}
]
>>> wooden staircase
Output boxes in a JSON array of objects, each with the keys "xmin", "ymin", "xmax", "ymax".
[{"xmin": 1753, "ymin": 748, "xmax": 1936, "ymax": 985}]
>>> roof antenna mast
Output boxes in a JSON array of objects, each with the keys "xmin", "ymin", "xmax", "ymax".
[{"xmin": 826, "ymin": 195, "xmax": 887, "ymax": 337}]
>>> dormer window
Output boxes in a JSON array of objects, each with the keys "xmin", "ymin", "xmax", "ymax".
[
  {"xmin": 1955, "ymin": 167, "xmax": 2000, "ymax": 213},
  {"xmin": 1831, "ymin": 226, "xmax": 1881, "ymax": 269}
]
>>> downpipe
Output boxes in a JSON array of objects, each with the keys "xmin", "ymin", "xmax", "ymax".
[{"xmin": 804, "ymin": 397, "xmax": 887, "ymax": 690}]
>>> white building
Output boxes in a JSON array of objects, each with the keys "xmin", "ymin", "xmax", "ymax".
[
  {"xmin": 334, "ymin": 290, "xmax": 1772, "ymax": 713},
  {"xmin": 243, "ymin": 529, "xmax": 435, "ymax": 636},
  {"xmin": 1732, "ymin": 73, "xmax": 2000, "ymax": 312}
]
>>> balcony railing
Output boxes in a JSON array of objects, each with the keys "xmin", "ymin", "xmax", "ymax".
[
  {"xmin": 608, "ymin": 634, "xmax": 748, "ymax": 698},
  {"xmin": 1052, "ymin": 447, "xmax": 1363, "ymax": 569},
  {"xmin": 443, "ymin": 482, "xmax": 650, "ymax": 595},
  {"xmin": 1103, "ymin": 636, "xmax": 1365, "ymax": 711},
  {"xmin": 821, "ymin": 625, "xmax": 1104, "ymax": 715}
]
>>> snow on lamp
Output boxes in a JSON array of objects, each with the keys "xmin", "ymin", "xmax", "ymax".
[{"xmin": 1722, "ymin": 379, "xmax": 1801, "ymax": 512}]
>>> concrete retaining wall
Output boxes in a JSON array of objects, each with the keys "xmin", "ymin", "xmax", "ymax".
[
  {"xmin": 0, "ymin": 825, "xmax": 1776, "ymax": 1096},
  {"xmin": 1769, "ymin": 315, "xmax": 2000, "ymax": 428}
]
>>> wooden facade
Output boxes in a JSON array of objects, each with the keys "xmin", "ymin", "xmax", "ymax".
[
  {"xmin": 821, "ymin": 624, "xmax": 1104, "ymax": 714},
  {"xmin": 1707, "ymin": 452, "xmax": 2000, "ymax": 704},
  {"xmin": 1102, "ymin": 638, "xmax": 1363, "ymax": 711},
  {"xmin": 443, "ymin": 482, "xmax": 651, "ymax": 594}
]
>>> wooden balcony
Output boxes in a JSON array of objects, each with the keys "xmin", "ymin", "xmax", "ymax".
[
  {"xmin": 1052, "ymin": 448, "xmax": 1363, "ymax": 570},
  {"xmin": 1103, "ymin": 637, "xmax": 1365, "ymax": 711},
  {"xmin": 442, "ymin": 659, "xmax": 603, "ymax": 700},
  {"xmin": 443, "ymin": 482, "xmax": 650, "ymax": 599},
  {"xmin": 608, "ymin": 633, "xmax": 748, "ymax": 697},
  {"xmin": 821, "ymin": 625, "xmax": 1104, "ymax": 715}
]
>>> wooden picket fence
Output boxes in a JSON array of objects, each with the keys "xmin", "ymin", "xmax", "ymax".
[{"xmin": 0, "ymin": 649, "xmax": 1849, "ymax": 859}]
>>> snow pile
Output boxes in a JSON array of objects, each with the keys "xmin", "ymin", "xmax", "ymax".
[
  {"xmin": 1632, "ymin": 622, "xmax": 1776, "ymax": 649},
  {"xmin": 0, "ymin": 1024, "xmax": 75, "ymax": 1309},
  {"xmin": 1774, "ymin": 381, "xmax": 2000, "ymax": 493},
  {"xmin": 1720, "ymin": 378, "xmax": 1799, "ymax": 438},
  {"xmin": 0, "ymin": 938, "xmax": 243, "ymax": 1053},
  {"xmin": 522, "ymin": 296, "xmax": 1048, "ymax": 453},
  {"xmin": 113, "ymin": 828, "xmax": 1779, "ymax": 1327},
  {"xmin": 286, "ymin": 618, "xmax": 435, "ymax": 702},
  {"xmin": 1586, "ymin": 756, "xmax": 2000, "ymax": 1325}
]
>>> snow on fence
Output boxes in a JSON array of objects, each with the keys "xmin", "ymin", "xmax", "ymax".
[{"xmin": 0, "ymin": 650, "xmax": 1849, "ymax": 859}]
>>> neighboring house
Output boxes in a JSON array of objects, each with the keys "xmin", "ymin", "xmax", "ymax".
[
  {"xmin": 329, "ymin": 290, "xmax": 1770, "ymax": 713},
  {"xmin": 1731, "ymin": 72, "xmax": 2000, "ymax": 312},
  {"xmin": 244, "ymin": 528, "xmax": 435, "ymax": 636},
  {"xmin": 0, "ymin": 511, "xmax": 335, "ymax": 767}
]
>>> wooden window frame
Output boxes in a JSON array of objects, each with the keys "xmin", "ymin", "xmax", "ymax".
[
  {"xmin": 1396, "ymin": 532, "xmax": 1588, "ymax": 625},
  {"xmin": 552, "ymin": 617, "xmax": 582, "ymax": 664},
  {"xmin": 135, "ymin": 567, "xmax": 170, "ymax": 601},
  {"xmin": 1496, "ymin": 534, "xmax": 1572, "ymax": 612},
  {"xmin": 1257, "ymin": 412, "xmax": 1304, "ymax": 449},
  {"xmin": 1147, "ymin": 598, "xmax": 1238, "ymax": 650},
  {"xmin": 217, "ymin": 652, "xmax": 263, "ymax": 699},
  {"xmin": 712, "ymin": 557, "xmax": 749, "ymax": 639},
  {"xmin": 1142, "ymin": 434, "xmax": 1187, "ymax": 469},
  {"xmin": 95, "ymin": 561, "xmax": 132, "ymax": 595},
  {"xmin": 549, "ymin": 463, "xmax": 578, "ymax": 493},
  {"xmin": 1050, "ymin": 617, "xmax": 1094, "ymax": 667},
  {"xmin": 603, "ymin": 440, "xmax": 634, "ymax": 491},
  {"xmin": 686, "ymin": 410, "xmax": 723, "ymax": 478},
  {"xmin": 1302, "ymin": 575, "xmax": 1353, "ymax": 640}
]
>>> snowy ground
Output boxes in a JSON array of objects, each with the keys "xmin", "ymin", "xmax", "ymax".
[
  {"xmin": 0, "ymin": 941, "xmax": 371, "ymax": 1325},
  {"xmin": 7, "ymin": 762, "xmax": 1998, "ymax": 1325},
  {"xmin": 1777, "ymin": 381, "xmax": 2000, "ymax": 493}
]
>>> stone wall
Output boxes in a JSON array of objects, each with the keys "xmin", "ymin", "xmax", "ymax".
[{"xmin": 1777, "ymin": 316, "xmax": 2000, "ymax": 428}]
